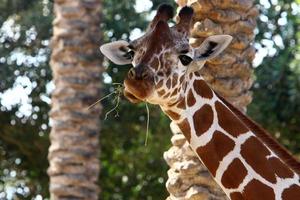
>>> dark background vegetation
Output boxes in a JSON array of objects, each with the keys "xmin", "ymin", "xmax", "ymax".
[{"xmin": 0, "ymin": 0, "xmax": 299, "ymax": 199}]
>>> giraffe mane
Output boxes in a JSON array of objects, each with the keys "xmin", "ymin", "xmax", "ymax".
[{"xmin": 215, "ymin": 92, "xmax": 300, "ymax": 175}]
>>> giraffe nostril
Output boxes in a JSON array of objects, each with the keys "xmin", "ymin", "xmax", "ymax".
[{"xmin": 128, "ymin": 68, "xmax": 135, "ymax": 79}]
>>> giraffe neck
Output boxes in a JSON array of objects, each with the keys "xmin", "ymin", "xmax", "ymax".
[{"xmin": 161, "ymin": 73, "xmax": 300, "ymax": 200}]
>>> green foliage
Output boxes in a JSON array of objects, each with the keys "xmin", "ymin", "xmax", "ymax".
[{"xmin": 0, "ymin": 0, "xmax": 52, "ymax": 198}]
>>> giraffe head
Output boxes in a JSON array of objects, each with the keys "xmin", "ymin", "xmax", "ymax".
[{"xmin": 100, "ymin": 4, "xmax": 232, "ymax": 106}]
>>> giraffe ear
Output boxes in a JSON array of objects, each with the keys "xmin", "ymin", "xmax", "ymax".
[
  {"xmin": 100, "ymin": 40, "xmax": 133, "ymax": 65},
  {"xmin": 194, "ymin": 35, "xmax": 233, "ymax": 61},
  {"xmin": 188, "ymin": 35, "xmax": 232, "ymax": 73}
]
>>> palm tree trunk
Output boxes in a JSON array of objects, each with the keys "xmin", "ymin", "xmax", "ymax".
[
  {"xmin": 48, "ymin": 0, "xmax": 102, "ymax": 199},
  {"xmin": 164, "ymin": 0, "xmax": 258, "ymax": 199}
]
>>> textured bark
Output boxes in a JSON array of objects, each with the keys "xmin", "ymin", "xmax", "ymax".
[
  {"xmin": 164, "ymin": 0, "xmax": 258, "ymax": 199},
  {"xmin": 48, "ymin": 0, "xmax": 102, "ymax": 199}
]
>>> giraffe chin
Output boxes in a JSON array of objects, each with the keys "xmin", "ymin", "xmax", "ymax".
[{"xmin": 123, "ymin": 79, "xmax": 153, "ymax": 104}]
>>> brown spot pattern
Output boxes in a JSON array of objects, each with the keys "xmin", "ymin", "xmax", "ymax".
[
  {"xmin": 170, "ymin": 89, "xmax": 177, "ymax": 97},
  {"xmin": 157, "ymin": 89, "xmax": 165, "ymax": 96},
  {"xmin": 177, "ymin": 119, "xmax": 191, "ymax": 142},
  {"xmin": 176, "ymin": 98, "xmax": 186, "ymax": 109},
  {"xmin": 268, "ymin": 157, "xmax": 294, "ymax": 179},
  {"xmin": 163, "ymin": 92, "xmax": 170, "ymax": 99},
  {"xmin": 193, "ymin": 104, "xmax": 214, "ymax": 136},
  {"xmin": 151, "ymin": 57, "xmax": 159, "ymax": 70},
  {"xmin": 187, "ymin": 90, "xmax": 196, "ymax": 107},
  {"xmin": 193, "ymin": 80, "xmax": 214, "ymax": 99},
  {"xmin": 172, "ymin": 73, "xmax": 178, "ymax": 87},
  {"xmin": 216, "ymin": 92, "xmax": 300, "ymax": 175},
  {"xmin": 157, "ymin": 71, "xmax": 164, "ymax": 77},
  {"xmin": 230, "ymin": 192, "xmax": 243, "ymax": 200},
  {"xmin": 241, "ymin": 136, "xmax": 276, "ymax": 183},
  {"xmin": 196, "ymin": 131, "xmax": 235, "ymax": 176},
  {"xmin": 166, "ymin": 78, "xmax": 171, "ymax": 89},
  {"xmin": 165, "ymin": 67, "xmax": 171, "ymax": 77},
  {"xmin": 215, "ymin": 101, "xmax": 248, "ymax": 137},
  {"xmin": 244, "ymin": 179, "xmax": 275, "ymax": 200},
  {"xmin": 282, "ymin": 184, "xmax": 300, "ymax": 200},
  {"xmin": 221, "ymin": 158, "xmax": 247, "ymax": 189},
  {"xmin": 165, "ymin": 110, "xmax": 180, "ymax": 121},
  {"xmin": 183, "ymin": 82, "xmax": 188, "ymax": 92},
  {"xmin": 179, "ymin": 76, "xmax": 184, "ymax": 84},
  {"xmin": 156, "ymin": 80, "xmax": 163, "ymax": 89}
]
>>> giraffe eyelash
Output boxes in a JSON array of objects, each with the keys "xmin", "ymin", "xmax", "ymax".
[{"xmin": 179, "ymin": 49, "xmax": 189, "ymax": 54}]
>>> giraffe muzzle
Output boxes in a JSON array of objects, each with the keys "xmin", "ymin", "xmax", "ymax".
[{"xmin": 124, "ymin": 66, "xmax": 154, "ymax": 103}]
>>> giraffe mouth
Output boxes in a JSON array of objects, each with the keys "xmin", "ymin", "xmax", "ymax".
[
  {"xmin": 123, "ymin": 78, "xmax": 154, "ymax": 104},
  {"xmin": 123, "ymin": 89, "xmax": 143, "ymax": 104}
]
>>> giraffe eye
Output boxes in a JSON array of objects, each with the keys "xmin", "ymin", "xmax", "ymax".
[
  {"xmin": 179, "ymin": 55, "xmax": 193, "ymax": 66},
  {"xmin": 124, "ymin": 50, "xmax": 135, "ymax": 60}
]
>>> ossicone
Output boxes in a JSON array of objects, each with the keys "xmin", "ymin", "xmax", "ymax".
[
  {"xmin": 179, "ymin": 6, "xmax": 194, "ymax": 19},
  {"xmin": 176, "ymin": 6, "xmax": 194, "ymax": 34},
  {"xmin": 149, "ymin": 4, "xmax": 174, "ymax": 29},
  {"xmin": 157, "ymin": 4, "xmax": 174, "ymax": 20}
]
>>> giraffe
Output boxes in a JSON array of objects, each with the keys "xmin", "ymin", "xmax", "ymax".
[{"xmin": 100, "ymin": 4, "xmax": 300, "ymax": 200}]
